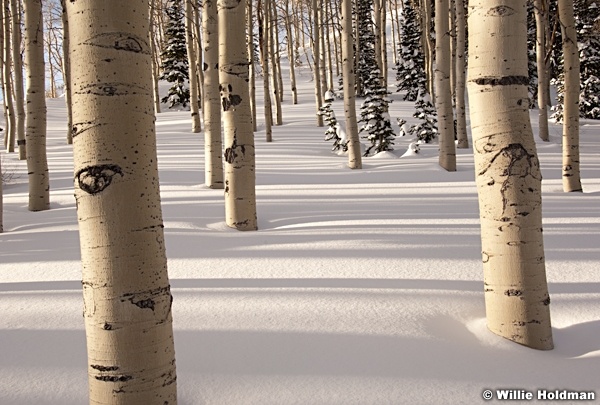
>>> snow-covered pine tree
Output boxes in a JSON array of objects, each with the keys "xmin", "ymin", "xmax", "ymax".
[
  {"xmin": 359, "ymin": 71, "xmax": 395, "ymax": 156},
  {"xmin": 319, "ymin": 90, "xmax": 348, "ymax": 152},
  {"xmin": 408, "ymin": 90, "xmax": 438, "ymax": 143},
  {"xmin": 527, "ymin": 2, "xmax": 538, "ymax": 108},
  {"xmin": 576, "ymin": 0, "xmax": 600, "ymax": 119},
  {"xmin": 355, "ymin": 0, "xmax": 379, "ymax": 97},
  {"xmin": 160, "ymin": 0, "xmax": 190, "ymax": 108},
  {"xmin": 395, "ymin": 0, "xmax": 425, "ymax": 101},
  {"xmin": 552, "ymin": 0, "xmax": 600, "ymax": 121}
]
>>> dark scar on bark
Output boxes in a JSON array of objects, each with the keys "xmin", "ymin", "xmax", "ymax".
[
  {"xmin": 95, "ymin": 375, "xmax": 133, "ymax": 382},
  {"xmin": 486, "ymin": 5, "xmax": 515, "ymax": 16},
  {"xmin": 120, "ymin": 286, "xmax": 172, "ymax": 312},
  {"xmin": 91, "ymin": 365, "xmax": 119, "ymax": 372},
  {"xmin": 83, "ymin": 33, "xmax": 146, "ymax": 54},
  {"xmin": 75, "ymin": 164, "xmax": 124, "ymax": 195},
  {"xmin": 472, "ymin": 76, "xmax": 529, "ymax": 86},
  {"xmin": 76, "ymin": 82, "xmax": 145, "ymax": 97},
  {"xmin": 221, "ymin": 94, "xmax": 243, "ymax": 111},
  {"xmin": 224, "ymin": 134, "xmax": 246, "ymax": 164},
  {"xmin": 504, "ymin": 289, "xmax": 523, "ymax": 297},
  {"xmin": 72, "ymin": 121, "xmax": 105, "ymax": 138}
]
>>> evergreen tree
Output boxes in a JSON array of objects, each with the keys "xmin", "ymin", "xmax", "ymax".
[
  {"xmin": 407, "ymin": 91, "xmax": 438, "ymax": 143},
  {"xmin": 395, "ymin": 0, "xmax": 425, "ymax": 101},
  {"xmin": 552, "ymin": 0, "xmax": 600, "ymax": 121},
  {"xmin": 356, "ymin": 0, "xmax": 379, "ymax": 97},
  {"xmin": 359, "ymin": 73, "xmax": 395, "ymax": 156},
  {"xmin": 160, "ymin": 0, "xmax": 190, "ymax": 108},
  {"xmin": 527, "ymin": 2, "xmax": 538, "ymax": 108},
  {"xmin": 319, "ymin": 91, "xmax": 348, "ymax": 152}
]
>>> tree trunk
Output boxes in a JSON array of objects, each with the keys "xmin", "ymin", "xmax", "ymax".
[
  {"xmin": 67, "ymin": 1, "xmax": 179, "ymax": 402},
  {"xmin": 150, "ymin": 0, "xmax": 162, "ymax": 114},
  {"xmin": 284, "ymin": 0, "xmax": 298, "ymax": 104},
  {"xmin": 247, "ymin": 0, "xmax": 257, "ymax": 131},
  {"xmin": 467, "ymin": 0, "xmax": 553, "ymax": 350},
  {"xmin": 422, "ymin": 0, "xmax": 435, "ymax": 98},
  {"xmin": 534, "ymin": 0, "xmax": 549, "ymax": 142},
  {"xmin": 258, "ymin": 0, "xmax": 273, "ymax": 140},
  {"xmin": 219, "ymin": 0, "xmax": 258, "ymax": 231},
  {"xmin": 24, "ymin": 0, "xmax": 49, "ymax": 212},
  {"xmin": 269, "ymin": 0, "xmax": 283, "ymax": 126},
  {"xmin": 454, "ymin": 0, "xmax": 468, "ymax": 148},
  {"xmin": 192, "ymin": 4, "xmax": 204, "ymax": 111},
  {"xmin": 60, "ymin": 0, "xmax": 74, "ymax": 145},
  {"xmin": 11, "ymin": 0, "xmax": 24, "ymax": 157},
  {"xmin": 558, "ymin": 0, "xmax": 582, "ymax": 192},
  {"xmin": 203, "ymin": 0, "xmax": 224, "ymax": 189},
  {"xmin": 185, "ymin": 0, "xmax": 201, "ymax": 132},
  {"xmin": 379, "ymin": 0, "xmax": 388, "ymax": 87},
  {"xmin": 342, "ymin": 0, "xmax": 362, "ymax": 169},
  {"xmin": 435, "ymin": 0, "xmax": 456, "ymax": 171},
  {"xmin": 312, "ymin": 0, "xmax": 324, "ymax": 126},
  {"xmin": 2, "ymin": 0, "xmax": 15, "ymax": 153}
]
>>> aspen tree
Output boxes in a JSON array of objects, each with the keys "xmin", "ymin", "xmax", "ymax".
[
  {"xmin": 59, "ymin": 0, "xmax": 74, "ymax": 145},
  {"xmin": 247, "ymin": 0, "xmax": 258, "ymax": 130},
  {"xmin": 312, "ymin": 0, "xmax": 324, "ymax": 126},
  {"xmin": 192, "ymin": 5, "xmax": 204, "ymax": 110},
  {"xmin": 24, "ymin": 0, "xmax": 49, "ymax": 212},
  {"xmin": 342, "ymin": 0, "xmax": 362, "ymax": 169},
  {"xmin": 2, "ymin": 0, "xmax": 15, "ymax": 153},
  {"xmin": 533, "ymin": 0, "xmax": 549, "ymax": 142},
  {"xmin": 258, "ymin": 0, "xmax": 273, "ymax": 141},
  {"xmin": 10, "ymin": 0, "xmax": 24, "ymax": 157},
  {"xmin": 185, "ymin": 0, "xmax": 201, "ymax": 132},
  {"xmin": 150, "ymin": 0, "xmax": 162, "ymax": 114},
  {"xmin": 203, "ymin": 0, "xmax": 225, "ymax": 188},
  {"xmin": 435, "ymin": 0, "xmax": 456, "ymax": 171},
  {"xmin": 269, "ymin": 0, "xmax": 283, "ymax": 126},
  {"xmin": 467, "ymin": 0, "xmax": 553, "ymax": 350},
  {"xmin": 219, "ymin": 0, "xmax": 258, "ymax": 231},
  {"xmin": 284, "ymin": 0, "xmax": 298, "ymax": 104},
  {"xmin": 67, "ymin": 0, "xmax": 178, "ymax": 402},
  {"xmin": 558, "ymin": 0, "xmax": 582, "ymax": 192},
  {"xmin": 455, "ymin": 0, "xmax": 469, "ymax": 148}
]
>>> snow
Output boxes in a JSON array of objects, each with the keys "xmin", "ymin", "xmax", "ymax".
[{"xmin": 1, "ymin": 66, "xmax": 600, "ymax": 404}]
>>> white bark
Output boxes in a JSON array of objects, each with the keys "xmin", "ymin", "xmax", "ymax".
[
  {"xmin": 558, "ymin": 0, "xmax": 582, "ymax": 192},
  {"xmin": 284, "ymin": 0, "xmax": 298, "ymax": 104},
  {"xmin": 185, "ymin": 0, "xmax": 201, "ymax": 132},
  {"xmin": 435, "ymin": 0, "xmax": 457, "ymax": 171},
  {"xmin": 259, "ymin": 0, "xmax": 273, "ymax": 140},
  {"xmin": 24, "ymin": 0, "xmax": 49, "ymax": 212},
  {"xmin": 67, "ymin": 0, "xmax": 178, "ymax": 402},
  {"xmin": 269, "ymin": 0, "xmax": 283, "ymax": 126},
  {"xmin": 2, "ymin": 0, "xmax": 15, "ymax": 153},
  {"xmin": 454, "ymin": 0, "xmax": 468, "ymax": 148},
  {"xmin": 247, "ymin": 0, "xmax": 257, "ymax": 130},
  {"xmin": 467, "ymin": 0, "xmax": 553, "ymax": 350},
  {"xmin": 11, "ymin": 0, "xmax": 24, "ymax": 157},
  {"xmin": 312, "ymin": 0, "xmax": 324, "ymax": 126},
  {"xmin": 203, "ymin": 0, "xmax": 225, "ymax": 189},
  {"xmin": 60, "ymin": 0, "xmax": 74, "ymax": 145},
  {"xmin": 342, "ymin": 0, "xmax": 362, "ymax": 169},
  {"xmin": 219, "ymin": 0, "xmax": 258, "ymax": 231}
]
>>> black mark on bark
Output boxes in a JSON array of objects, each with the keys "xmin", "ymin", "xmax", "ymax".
[
  {"xmin": 220, "ymin": 62, "xmax": 250, "ymax": 82},
  {"xmin": 76, "ymin": 164, "xmax": 124, "ymax": 195},
  {"xmin": 486, "ymin": 5, "xmax": 515, "ymax": 16},
  {"xmin": 473, "ymin": 76, "xmax": 529, "ymax": 86},
  {"xmin": 95, "ymin": 375, "xmax": 133, "ymax": 383},
  {"xmin": 83, "ymin": 33, "xmax": 147, "ymax": 54},
  {"xmin": 91, "ymin": 365, "xmax": 119, "ymax": 372},
  {"xmin": 542, "ymin": 296, "xmax": 551, "ymax": 306},
  {"xmin": 224, "ymin": 134, "xmax": 246, "ymax": 164},
  {"xmin": 71, "ymin": 121, "xmax": 106, "ymax": 139},
  {"xmin": 77, "ymin": 82, "xmax": 144, "ymax": 97},
  {"xmin": 219, "ymin": 0, "xmax": 243, "ymax": 10},
  {"xmin": 121, "ymin": 286, "xmax": 171, "ymax": 313},
  {"xmin": 504, "ymin": 289, "xmax": 523, "ymax": 297}
]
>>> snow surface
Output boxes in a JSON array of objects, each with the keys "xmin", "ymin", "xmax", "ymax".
[{"xmin": 1, "ymin": 66, "xmax": 600, "ymax": 404}]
